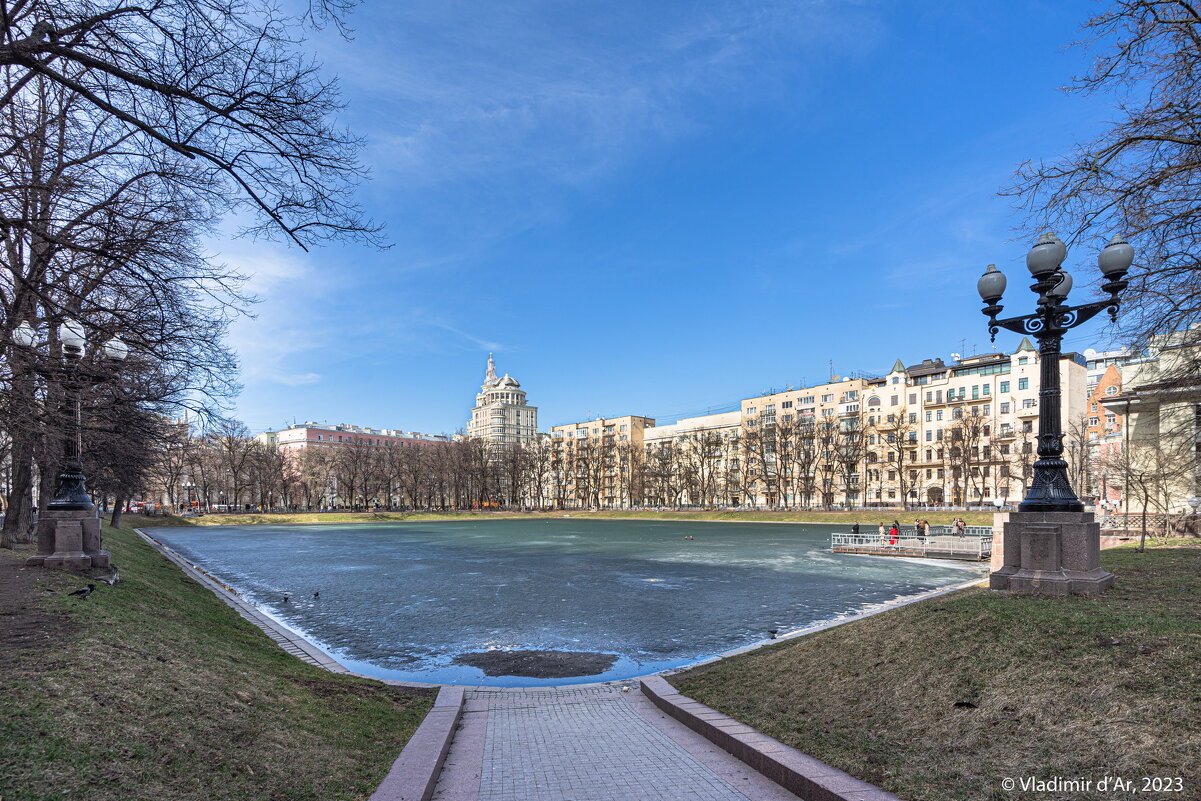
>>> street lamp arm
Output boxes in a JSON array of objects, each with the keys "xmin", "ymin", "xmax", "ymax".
[{"xmin": 985, "ymin": 298, "xmax": 1118, "ymax": 341}]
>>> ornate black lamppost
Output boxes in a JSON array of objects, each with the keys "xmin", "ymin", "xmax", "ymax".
[
  {"xmin": 12, "ymin": 319, "xmax": 128, "ymax": 570},
  {"xmin": 975, "ymin": 233, "xmax": 1133, "ymax": 595}
]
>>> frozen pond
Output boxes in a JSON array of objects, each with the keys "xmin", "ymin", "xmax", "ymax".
[{"xmin": 146, "ymin": 519, "xmax": 983, "ymax": 686}]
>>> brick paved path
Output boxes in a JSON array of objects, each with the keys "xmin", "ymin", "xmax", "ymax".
[{"xmin": 431, "ymin": 685, "xmax": 800, "ymax": 801}]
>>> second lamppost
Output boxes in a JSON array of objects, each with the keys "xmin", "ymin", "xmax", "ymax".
[{"xmin": 975, "ymin": 232, "xmax": 1133, "ymax": 595}]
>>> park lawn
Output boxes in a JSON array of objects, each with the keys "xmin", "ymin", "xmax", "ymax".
[
  {"xmin": 144, "ymin": 508, "xmax": 999, "ymax": 527},
  {"xmin": 672, "ymin": 540, "xmax": 1201, "ymax": 801},
  {"xmin": 0, "ymin": 520, "xmax": 433, "ymax": 801}
]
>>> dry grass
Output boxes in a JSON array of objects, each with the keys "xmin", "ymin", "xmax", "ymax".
[
  {"xmin": 144, "ymin": 508, "xmax": 1000, "ymax": 527},
  {"xmin": 0, "ymin": 521, "xmax": 433, "ymax": 801},
  {"xmin": 672, "ymin": 542, "xmax": 1201, "ymax": 801}
]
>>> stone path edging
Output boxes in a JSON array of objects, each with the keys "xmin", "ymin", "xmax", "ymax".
[
  {"xmin": 640, "ymin": 676, "xmax": 901, "ymax": 801},
  {"xmin": 370, "ymin": 685, "xmax": 465, "ymax": 801}
]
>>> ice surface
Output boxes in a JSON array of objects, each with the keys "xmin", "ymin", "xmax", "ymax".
[{"xmin": 148, "ymin": 519, "xmax": 982, "ymax": 686}]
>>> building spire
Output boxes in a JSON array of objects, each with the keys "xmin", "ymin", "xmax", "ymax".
[{"xmin": 485, "ymin": 352, "xmax": 496, "ymax": 382}]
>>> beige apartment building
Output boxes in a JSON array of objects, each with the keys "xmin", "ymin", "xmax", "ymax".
[
  {"xmin": 1100, "ymin": 327, "xmax": 1201, "ymax": 516},
  {"xmin": 730, "ymin": 340, "xmax": 1087, "ymax": 510},
  {"xmin": 861, "ymin": 338, "xmax": 1087, "ymax": 509},
  {"xmin": 739, "ymin": 376, "xmax": 872, "ymax": 508},
  {"xmin": 549, "ymin": 415, "xmax": 655, "ymax": 508},
  {"xmin": 642, "ymin": 411, "xmax": 742, "ymax": 507}
]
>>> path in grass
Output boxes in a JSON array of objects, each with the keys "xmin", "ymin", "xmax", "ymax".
[
  {"xmin": 671, "ymin": 541, "xmax": 1201, "ymax": 801},
  {"xmin": 0, "ymin": 523, "xmax": 433, "ymax": 801}
]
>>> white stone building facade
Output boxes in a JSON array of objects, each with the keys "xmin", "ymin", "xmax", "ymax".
[{"xmin": 466, "ymin": 354, "xmax": 539, "ymax": 445}]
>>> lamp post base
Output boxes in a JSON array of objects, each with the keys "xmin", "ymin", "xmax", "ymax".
[
  {"xmin": 26, "ymin": 508, "xmax": 110, "ymax": 571},
  {"xmin": 990, "ymin": 511, "xmax": 1114, "ymax": 596}
]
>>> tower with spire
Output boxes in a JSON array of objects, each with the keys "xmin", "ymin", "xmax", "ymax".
[{"xmin": 466, "ymin": 353, "xmax": 538, "ymax": 445}]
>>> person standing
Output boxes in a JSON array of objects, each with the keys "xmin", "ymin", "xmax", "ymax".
[
  {"xmin": 878, "ymin": 522, "xmax": 887, "ymax": 545},
  {"xmin": 852, "ymin": 522, "xmax": 860, "ymax": 535},
  {"xmin": 888, "ymin": 522, "xmax": 899, "ymax": 546}
]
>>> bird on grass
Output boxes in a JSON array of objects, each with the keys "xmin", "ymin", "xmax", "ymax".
[{"xmin": 68, "ymin": 584, "xmax": 96, "ymax": 599}]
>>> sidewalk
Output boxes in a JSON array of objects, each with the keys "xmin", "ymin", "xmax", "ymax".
[{"xmin": 429, "ymin": 685, "xmax": 801, "ymax": 801}]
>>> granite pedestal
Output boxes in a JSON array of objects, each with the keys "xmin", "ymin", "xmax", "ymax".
[
  {"xmin": 990, "ymin": 511, "xmax": 1113, "ymax": 596},
  {"xmin": 26, "ymin": 507, "xmax": 110, "ymax": 570}
]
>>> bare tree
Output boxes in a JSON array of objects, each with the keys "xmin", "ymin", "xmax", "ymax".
[
  {"xmin": 1008, "ymin": 1, "xmax": 1201, "ymax": 371},
  {"xmin": 0, "ymin": 0, "xmax": 379, "ymax": 247}
]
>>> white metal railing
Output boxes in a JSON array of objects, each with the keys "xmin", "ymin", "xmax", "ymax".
[{"xmin": 831, "ymin": 531, "xmax": 993, "ymax": 559}]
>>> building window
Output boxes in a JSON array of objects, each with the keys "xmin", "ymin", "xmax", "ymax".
[
  {"xmin": 1023, "ymin": 399, "xmax": 1037, "ymax": 409},
  {"xmin": 1000, "ymin": 381, "xmax": 1010, "ymax": 393},
  {"xmin": 1018, "ymin": 378, "xmax": 1029, "ymax": 390},
  {"xmin": 1106, "ymin": 385, "xmax": 1119, "ymax": 396}
]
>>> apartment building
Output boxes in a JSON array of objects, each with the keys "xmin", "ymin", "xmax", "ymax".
[
  {"xmin": 642, "ymin": 411, "xmax": 743, "ymax": 507},
  {"xmin": 865, "ymin": 339, "xmax": 1087, "ymax": 508},
  {"xmin": 727, "ymin": 340, "xmax": 1086, "ymax": 509},
  {"xmin": 270, "ymin": 422, "xmax": 449, "ymax": 456},
  {"xmin": 1100, "ymin": 327, "xmax": 1201, "ymax": 513},
  {"xmin": 1086, "ymin": 364, "xmax": 1125, "ymax": 504},
  {"xmin": 466, "ymin": 354, "xmax": 539, "ymax": 446},
  {"xmin": 549, "ymin": 415, "xmax": 654, "ymax": 508},
  {"xmin": 739, "ymin": 377, "xmax": 872, "ymax": 508}
]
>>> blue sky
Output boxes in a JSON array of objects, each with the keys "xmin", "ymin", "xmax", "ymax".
[{"xmin": 223, "ymin": 0, "xmax": 1125, "ymax": 435}]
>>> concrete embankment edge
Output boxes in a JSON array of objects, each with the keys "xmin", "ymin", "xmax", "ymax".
[
  {"xmin": 368, "ymin": 685, "xmax": 465, "ymax": 801},
  {"xmin": 641, "ymin": 675, "xmax": 901, "ymax": 801}
]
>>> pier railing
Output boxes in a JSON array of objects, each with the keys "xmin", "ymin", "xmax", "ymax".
[{"xmin": 831, "ymin": 531, "xmax": 993, "ymax": 560}]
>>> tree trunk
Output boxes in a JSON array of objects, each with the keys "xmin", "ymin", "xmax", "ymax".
[
  {"xmin": 1, "ymin": 437, "xmax": 34, "ymax": 547},
  {"xmin": 1138, "ymin": 502, "xmax": 1148, "ymax": 552},
  {"xmin": 110, "ymin": 493, "xmax": 126, "ymax": 529}
]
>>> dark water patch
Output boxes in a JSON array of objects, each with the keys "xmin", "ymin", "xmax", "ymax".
[{"xmin": 455, "ymin": 649, "xmax": 619, "ymax": 678}]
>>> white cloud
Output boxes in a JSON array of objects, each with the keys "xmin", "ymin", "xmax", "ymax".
[{"xmin": 212, "ymin": 239, "xmax": 333, "ymax": 388}]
